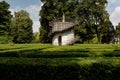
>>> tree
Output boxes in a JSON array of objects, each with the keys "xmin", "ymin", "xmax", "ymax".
[
  {"xmin": 39, "ymin": 0, "xmax": 78, "ymax": 43},
  {"xmin": 54, "ymin": 0, "xmax": 78, "ymax": 22},
  {"xmin": 0, "ymin": 1, "xmax": 12, "ymax": 43},
  {"xmin": 40, "ymin": 0, "xmax": 113, "ymax": 44},
  {"xmin": 39, "ymin": 0, "xmax": 54, "ymax": 43},
  {"xmin": 11, "ymin": 10, "xmax": 33, "ymax": 43},
  {"xmin": 116, "ymin": 22, "xmax": 120, "ymax": 35},
  {"xmin": 92, "ymin": 0, "xmax": 108, "ymax": 43},
  {"xmin": 113, "ymin": 23, "xmax": 120, "ymax": 44},
  {"xmin": 0, "ymin": 1, "xmax": 12, "ymax": 35},
  {"xmin": 75, "ymin": 0, "xmax": 114, "ymax": 43},
  {"xmin": 100, "ymin": 11, "xmax": 115, "ymax": 43}
]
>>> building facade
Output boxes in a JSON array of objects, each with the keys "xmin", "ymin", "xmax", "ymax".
[{"xmin": 50, "ymin": 22, "xmax": 77, "ymax": 46}]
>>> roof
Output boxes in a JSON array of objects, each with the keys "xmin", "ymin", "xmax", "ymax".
[{"xmin": 51, "ymin": 22, "xmax": 77, "ymax": 34}]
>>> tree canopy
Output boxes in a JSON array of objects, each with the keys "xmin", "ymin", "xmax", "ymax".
[
  {"xmin": 75, "ymin": 0, "xmax": 114, "ymax": 43},
  {"xmin": 0, "ymin": 1, "xmax": 12, "ymax": 36},
  {"xmin": 11, "ymin": 10, "xmax": 33, "ymax": 43},
  {"xmin": 116, "ymin": 22, "xmax": 120, "ymax": 35},
  {"xmin": 40, "ymin": 0, "xmax": 114, "ymax": 44},
  {"xmin": 39, "ymin": 0, "xmax": 78, "ymax": 43}
]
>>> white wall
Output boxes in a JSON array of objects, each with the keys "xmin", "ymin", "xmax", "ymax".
[{"xmin": 52, "ymin": 29, "xmax": 75, "ymax": 46}]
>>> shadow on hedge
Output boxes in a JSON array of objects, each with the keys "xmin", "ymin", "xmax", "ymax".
[
  {"xmin": 103, "ymin": 49, "xmax": 120, "ymax": 57},
  {"xmin": 1, "ymin": 47, "xmax": 120, "ymax": 58},
  {"xmin": 0, "ymin": 48, "xmax": 91, "ymax": 58},
  {"xmin": 0, "ymin": 61, "xmax": 120, "ymax": 80}
]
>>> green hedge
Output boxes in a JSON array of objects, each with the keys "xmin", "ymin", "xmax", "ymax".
[
  {"xmin": 0, "ymin": 57, "xmax": 120, "ymax": 80},
  {"xmin": 1, "ymin": 44, "xmax": 120, "ymax": 58},
  {"xmin": 1, "ymin": 49, "xmax": 120, "ymax": 58},
  {"xmin": 0, "ymin": 49, "xmax": 90, "ymax": 58}
]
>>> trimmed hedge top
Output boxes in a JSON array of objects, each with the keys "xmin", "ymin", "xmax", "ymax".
[{"xmin": 0, "ymin": 44, "xmax": 120, "ymax": 58}]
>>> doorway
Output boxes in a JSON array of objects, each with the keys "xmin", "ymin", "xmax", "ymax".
[{"xmin": 58, "ymin": 36, "xmax": 62, "ymax": 46}]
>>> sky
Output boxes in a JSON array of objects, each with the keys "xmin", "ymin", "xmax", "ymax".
[{"xmin": 0, "ymin": 0, "xmax": 120, "ymax": 32}]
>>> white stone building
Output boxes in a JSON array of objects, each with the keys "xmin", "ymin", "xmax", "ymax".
[
  {"xmin": 114, "ymin": 35, "xmax": 120, "ymax": 44},
  {"xmin": 50, "ymin": 22, "xmax": 77, "ymax": 46}
]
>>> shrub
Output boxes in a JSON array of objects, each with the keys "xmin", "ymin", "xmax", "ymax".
[{"xmin": 0, "ymin": 36, "xmax": 13, "ymax": 44}]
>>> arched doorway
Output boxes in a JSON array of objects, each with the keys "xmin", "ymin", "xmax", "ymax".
[{"xmin": 58, "ymin": 36, "xmax": 62, "ymax": 46}]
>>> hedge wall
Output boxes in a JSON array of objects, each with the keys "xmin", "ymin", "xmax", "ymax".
[
  {"xmin": 0, "ymin": 57, "xmax": 120, "ymax": 80},
  {"xmin": 1, "ymin": 49, "xmax": 120, "ymax": 58}
]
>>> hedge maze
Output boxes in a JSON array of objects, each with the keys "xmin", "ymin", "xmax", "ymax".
[{"xmin": 0, "ymin": 44, "xmax": 120, "ymax": 80}]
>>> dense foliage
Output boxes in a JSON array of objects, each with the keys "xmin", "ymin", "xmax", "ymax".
[
  {"xmin": 0, "ymin": 1, "xmax": 12, "ymax": 36},
  {"xmin": 116, "ymin": 22, "xmax": 120, "ymax": 35},
  {"xmin": 75, "ymin": 0, "xmax": 114, "ymax": 43},
  {"xmin": 11, "ymin": 10, "xmax": 33, "ymax": 43},
  {"xmin": 39, "ymin": 0, "xmax": 78, "ymax": 43},
  {"xmin": 0, "ymin": 1, "xmax": 12, "ymax": 43},
  {"xmin": 40, "ymin": 0, "xmax": 114, "ymax": 44}
]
